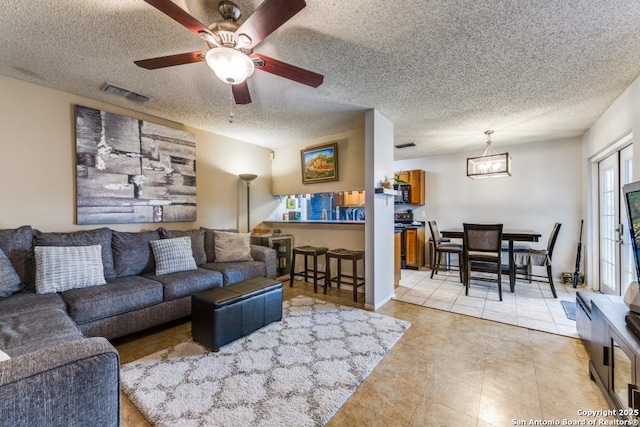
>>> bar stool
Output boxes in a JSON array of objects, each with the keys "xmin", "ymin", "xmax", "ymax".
[
  {"xmin": 290, "ymin": 246, "xmax": 328, "ymax": 294},
  {"xmin": 326, "ymin": 248, "xmax": 365, "ymax": 302}
]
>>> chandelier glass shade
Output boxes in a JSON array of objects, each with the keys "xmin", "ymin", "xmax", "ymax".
[
  {"xmin": 205, "ymin": 47, "xmax": 255, "ymax": 85},
  {"xmin": 466, "ymin": 130, "xmax": 512, "ymax": 179}
]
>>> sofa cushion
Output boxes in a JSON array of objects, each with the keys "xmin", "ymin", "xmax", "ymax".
[
  {"xmin": 61, "ymin": 276, "xmax": 163, "ymax": 325},
  {"xmin": 34, "ymin": 245, "xmax": 106, "ymax": 294},
  {"xmin": 0, "ymin": 308, "xmax": 84, "ymax": 357},
  {"xmin": 143, "ymin": 268, "xmax": 224, "ymax": 301},
  {"xmin": 213, "ymin": 231, "xmax": 253, "ymax": 262},
  {"xmin": 202, "ymin": 261, "xmax": 267, "ymax": 285},
  {"xmin": 0, "ymin": 291, "xmax": 66, "ymax": 318},
  {"xmin": 200, "ymin": 227, "xmax": 238, "ymax": 262},
  {"xmin": 0, "ymin": 249, "xmax": 22, "ymax": 298},
  {"xmin": 34, "ymin": 228, "xmax": 117, "ymax": 280},
  {"xmin": 0, "ymin": 226, "xmax": 35, "ymax": 290},
  {"xmin": 112, "ymin": 230, "xmax": 160, "ymax": 277},
  {"xmin": 159, "ymin": 229, "xmax": 206, "ymax": 265},
  {"xmin": 150, "ymin": 237, "xmax": 197, "ymax": 276}
]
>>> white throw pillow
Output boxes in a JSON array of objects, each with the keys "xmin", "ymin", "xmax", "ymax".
[
  {"xmin": 213, "ymin": 231, "xmax": 253, "ymax": 262},
  {"xmin": 150, "ymin": 237, "xmax": 197, "ymax": 276},
  {"xmin": 0, "ymin": 349, "xmax": 9, "ymax": 361},
  {"xmin": 34, "ymin": 245, "xmax": 106, "ymax": 294}
]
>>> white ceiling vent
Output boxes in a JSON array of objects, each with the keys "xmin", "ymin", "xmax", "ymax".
[
  {"xmin": 101, "ymin": 83, "xmax": 151, "ymax": 103},
  {"xmin": 395, "ymin": 142, "xmax": 416, "ymax": 149}
]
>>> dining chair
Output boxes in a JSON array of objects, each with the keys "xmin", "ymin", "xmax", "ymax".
[
  {"xmin": 428, "ymin": 221, "xmax": 464, "ymax": 282},
  {"xmin": 513, "ymin": 223, "xmax": 562, "ymax": 298},
  {"xmin": 463, "ymin": 223, "xmax": 504, "ymax": 301}
]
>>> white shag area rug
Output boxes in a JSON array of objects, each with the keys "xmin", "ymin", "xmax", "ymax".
[{"xmin": 120, "ymin": 296, "xmax": 410, "ymax": 427}]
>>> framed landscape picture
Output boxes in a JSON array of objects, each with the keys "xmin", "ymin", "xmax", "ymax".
[{"xmin": 301, "ymin": 142, "xmax": 339, "ymax": 184}]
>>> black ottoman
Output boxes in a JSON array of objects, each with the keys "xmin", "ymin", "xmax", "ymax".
[{"xmin": 191, "ymin": 277, "xmax": 283, "ymax": 351}]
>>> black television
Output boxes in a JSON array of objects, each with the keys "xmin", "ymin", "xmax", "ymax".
[{"xmin": 623, "ymin": 180, "xmax": 640, "ymax": 285}]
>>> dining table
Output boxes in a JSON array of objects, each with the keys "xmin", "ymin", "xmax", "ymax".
[{"xmin": 440, "ymin": 228, "xmax": 542, "ymax": 292}]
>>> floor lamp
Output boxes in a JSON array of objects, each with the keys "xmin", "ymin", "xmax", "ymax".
[{"xmin": 239, "ymin": 174, "xmax": 257, "ymax": 233}]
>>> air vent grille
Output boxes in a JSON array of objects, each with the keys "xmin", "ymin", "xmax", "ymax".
[
  {"xmin": 395, "ymin": 142, "xmax": 416, "ymax": 149},
  {"xmin": 101, "ymin": 83, "xmax": 151, "ymax": 103}
]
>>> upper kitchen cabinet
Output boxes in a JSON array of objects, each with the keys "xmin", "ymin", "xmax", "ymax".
[
  {"xmin": 395, "ymin": 169, "xmax": 425, "ymax": 206},
  {"xmin": 334, "ymin": 190, "xmax": 366, "ymax": 206}
]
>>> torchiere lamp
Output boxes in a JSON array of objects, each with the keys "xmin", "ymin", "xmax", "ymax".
[{"xmin": 239, "ymin": 174, "xmax": 258, "ymax": 232}]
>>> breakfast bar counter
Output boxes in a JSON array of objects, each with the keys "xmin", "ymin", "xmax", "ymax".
[{"xmin": 263, "ymin": 220, "xmax": 365, "ymax": 225}]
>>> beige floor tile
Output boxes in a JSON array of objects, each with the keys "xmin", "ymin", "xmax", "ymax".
[
  {"xmin": 408, "ymin": 397, "xmax": 479, "ymax": 427},
  {"xmin": 423, "ymin": 370, "xmax": 484, "ymax": 418},
  {"xmin": 477, "ymin": 393, "xmax": 543, "ymax": 426}
]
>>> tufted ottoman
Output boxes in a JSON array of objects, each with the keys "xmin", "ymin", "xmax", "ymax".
[{"xmin": 191, "ymin": 277, "xmax": 283, "ymax": 351}]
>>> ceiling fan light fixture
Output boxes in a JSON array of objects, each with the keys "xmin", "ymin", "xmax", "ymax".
[{"xmin": 205, "ymin": 47, "xmax": 255, "ymax": 84}]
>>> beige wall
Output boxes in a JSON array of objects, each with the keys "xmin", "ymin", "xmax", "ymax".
[
  {"xmin": 0, "ymin": 75, "xmax": 275, "ymax": 232},
  {"xmin": 270, "ymin": 127, "xmax": 365, "ymax": 196}
]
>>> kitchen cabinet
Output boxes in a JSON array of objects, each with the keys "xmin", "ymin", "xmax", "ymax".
[
  {"xmin": 405, "ymin": 227, "xmax": 425, "ymax": 269},
  {"xmin": 335, "ymin": 190, "xmax": 365, "ymax": 206},
  {"xmin": 394, "ymin": 169, "xmax": 425, "ymax": 206},
  {"xmin": 588, "ymin": 300, "xmax": 640, "ymax": 418}
]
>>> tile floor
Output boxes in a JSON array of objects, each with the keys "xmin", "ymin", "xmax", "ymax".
[
  {"xmin": 116, "ymin": 279, "xmax": 611, "ymax": 427},
  {"xmin": 395, "ymin": 268, "xmax": 592, "ymax": 338}
]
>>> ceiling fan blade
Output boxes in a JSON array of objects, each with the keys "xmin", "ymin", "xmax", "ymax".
[
  {"xmin": 232, "ymin": 81, "xmax": 252, "ymax": 104},
  {"xmin": 134, "ymin": 51, "xmax": 207, "ymax": 69},
  {"xmin": 252, "ymin": 53, "xmax": 323, "ymax": 87},
  {"xmin": 236, "ymin": 0, "xmax": 306, "ymax": 49},
  {"xmin": 143, "ymin": 0, "xmax": 215, "ymax": 41}
]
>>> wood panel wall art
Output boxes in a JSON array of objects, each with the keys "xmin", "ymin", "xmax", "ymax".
[{"xmin": 75, "ymin": 105, "xmax": 196, "ymax": 224}]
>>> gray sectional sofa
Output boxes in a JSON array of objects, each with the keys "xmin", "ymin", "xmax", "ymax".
[{"xmin": 0, "ymin": 225, "xmax": 276, "ymax": 427}]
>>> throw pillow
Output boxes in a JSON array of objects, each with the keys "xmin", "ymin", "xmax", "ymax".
[
  {"xmin": 34, "ymin": 228, "xmax": 117, "ymax": 280},
  {"xmin": 200, "ymin": 227, "xmax": 239, "ymax": 262},
  {"xmin": 149, "ymin": 237, "xmax": 197, "ymax": 276},
  {"xmin": 213, "ymin": 231, "xmax": 253, "ymax": 262},
  {"xmin": 0, "ymin": 349, "xmax": 9, "ymax": 361},
  {"xmin": 158, "ymin": 229, "xmax": 206, "ymax": 266},
  {"xmin": 111, "ymin": 230, "xmax": 160, "ymax": 277},
  {"xmin": 34, "ymin": 245, "xmax": 106, "ymax": 294},
  {"xmin": 0, "ymin": 225, "xmax": 35, "ymax": 290},
  {"xmin": 0, "ymin": 248, "xmax": 22, "ymax": 298}
]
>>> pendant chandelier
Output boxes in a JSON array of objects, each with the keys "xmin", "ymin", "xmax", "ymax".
[{"xmin": 466, "ymin": 130, "xmax": 512, "ymax": 179}]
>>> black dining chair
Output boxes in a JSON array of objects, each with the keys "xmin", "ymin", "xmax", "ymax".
[
  {"xmin": 513, "ymin": 223, "xmax": 562, "ymax": 298},
  {"xmin": 463, "ymin": 223, "xmax": 504, "ymax": 301},
  {"xmin": 428, "ymin": 221, "xmax": 463, "ymax": 282}
]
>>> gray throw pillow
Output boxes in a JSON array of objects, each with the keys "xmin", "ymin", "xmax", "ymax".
[
  {"xmin": 34, "ymin": 228, "xmax": 117, "ymax": 280},
  {"xmin": 111, "ymin": 230, "xmax": 160, "ymax": 277},
  {"xmin": 0, "ymin": 248, "xmax": 22, "ymax": 298},
  {"xmin": 213, "ymin": 231, "xmax": 253, "ymax": 262},
  {"xmin": 0, "ymin": 226, "xmax": 35, "ymax": 290},
  {"xmin": 34, "ymin": 245, "xmax": 106, "ymax": 294},
  {"xmin": 150, "ymin": 237, "xmax": 198, "ymax": 276},
  {"xmin": 158, "ymin": 229, "xmax": 206, "ymax": 265}
]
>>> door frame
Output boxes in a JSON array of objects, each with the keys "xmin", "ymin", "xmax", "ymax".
[{"xmin": 589, "ymin": 131, "xmax": 633, "ymax": 292}]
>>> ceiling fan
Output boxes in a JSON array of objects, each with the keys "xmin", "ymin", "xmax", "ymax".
[{"xmin": 135, "ymin": 0, "xmax": 324, "ymax": 105}]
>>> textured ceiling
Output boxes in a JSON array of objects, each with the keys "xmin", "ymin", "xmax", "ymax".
[{"xmin": 2, "ymin": 0, "xmax": 640, "ymax": 159}]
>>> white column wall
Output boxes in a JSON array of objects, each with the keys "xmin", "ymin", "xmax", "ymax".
[{"xmin": 365, "ymin": 110, "xmax": 395, "ymax": 310}]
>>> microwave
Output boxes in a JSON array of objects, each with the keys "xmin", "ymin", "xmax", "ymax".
[{"xmin": 394, "ymin": 184, "xmax": 411, "ymax": 204}]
